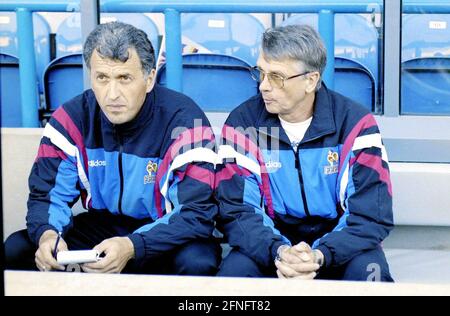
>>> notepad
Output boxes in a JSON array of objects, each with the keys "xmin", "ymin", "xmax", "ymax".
[{"xmin": 57, "ymin": 250, "xmax": 100, "ymax": 265}]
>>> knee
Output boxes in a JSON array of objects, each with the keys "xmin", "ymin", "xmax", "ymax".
[
  {"xmin": 177, "ymin": 256, "xmax": 219, "ymax": 276},
  {"xmin": 173, "ymin": 240, "xmax": 221, "ymax": 276},
  {"xmin": 217, "ymin": 249, "xmax": 268, "ymax": 277},
  {"xmin": 342, "ymin": 248, "xmax": 393, "ymax": 282},
  {"xmin": 5, "ymin": 230, "xmax": 32, "ymax": 259},
  {"xmin": 4, "ymin": 230, "xmax": 36, "ymax": 270}
]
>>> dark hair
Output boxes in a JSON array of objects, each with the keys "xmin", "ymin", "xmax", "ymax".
[{"xmin": 83, "ymin": 21, "xmax": 155, "ymax": 76}]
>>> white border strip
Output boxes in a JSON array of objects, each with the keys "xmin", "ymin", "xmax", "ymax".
[
  {"xmin": 352, "ymin": 133, "xmax": 389, "ymax": 163},
  {"xmin": 161, "ymin": 147, "xmax": 217, "ymax": 213},
  {"xmin": 217, "ymin": 145, "xmax": 261, "ymax": 176}
]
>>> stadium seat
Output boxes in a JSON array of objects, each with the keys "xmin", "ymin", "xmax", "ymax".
[
  {"xmin": 181, "ymin": 13, "xmax": 265, "ymax": 66},
  {"xmin": 334, "ymin": 58, "xmax": 375, "ymax": 113},
  {"xmin": 401, "ymin": 14, "xmax": 450, "ymax": 115},
  {"xmin": 43, "ymin": 53, "xmax": 83, "ymax": 111},
  {"xmin": 0, "ymin": 53, "xmax": 22, "ymax": 127},
  {"xmin": 0, "ymin": 11, "xmax": 50, "ymax": 94},
  {"xmin": 157, "ymin": 53, "xmax": 258, "ymax": 112},
  {"xmin": 281, "ymin": 14, "xmax": 379, "ymax": 111},
  {"xmin": 56, "ymin": 13, "xmax": 160, "ymax": 58}
]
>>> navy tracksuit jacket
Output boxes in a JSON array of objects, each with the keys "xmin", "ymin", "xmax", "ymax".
[
  {"xmin": 26, "ymin": 85, "xmax": 217, "ymax": 264},
  {"xmin": 215, "ymin": 85, "xmax": 394, "ymax": 268}
]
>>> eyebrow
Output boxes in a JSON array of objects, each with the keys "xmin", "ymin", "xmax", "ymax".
[
  {"xmin": 95, "ymin": 71, "xmax": 132, "ymax": 78},
  {"xmin": 270, "ymin": 70, "xmax": 286, "ymax": 77},
  {"xmin": 257, "ymin": 67, "xmax": 286, "ymax": 77},
  {"xmin": 116, "ymin": 73, "xmax": 132, "ymax": 78}
]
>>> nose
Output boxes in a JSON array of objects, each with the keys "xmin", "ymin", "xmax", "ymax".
[
  {"xmin": 259, "ymin": 74, "xmax": 272, "ymax": 92},
  {"xmin": 107, "ymin": 80, "xmax": 120, "ymax": 101}
]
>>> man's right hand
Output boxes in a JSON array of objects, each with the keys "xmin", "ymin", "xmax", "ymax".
[{"xmin": 35, "ymin": 230, "xmax": 68, "ymax": 272}]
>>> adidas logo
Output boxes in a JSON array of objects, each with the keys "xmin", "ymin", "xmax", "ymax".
[
  {"xmin": 88, "ymin": 160, "xmax": 106, "ymax": 167},
  {"xmin": 265, "ymin": 161, "xmax": 282, "ymax": 169}
]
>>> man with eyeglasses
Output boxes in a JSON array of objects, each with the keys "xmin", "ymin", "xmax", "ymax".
[{"xmin": 215, "ymin": 24, "xmax": 394, "ymax": 281}]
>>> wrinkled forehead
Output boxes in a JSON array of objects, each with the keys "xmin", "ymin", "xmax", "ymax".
[
  {"xmin": 90, "ymin": 48, "xmax": 143, "ymax": 73},
  {"xmin": 257, "ymin": 51, "xmax": 305, "ymax": 73}
]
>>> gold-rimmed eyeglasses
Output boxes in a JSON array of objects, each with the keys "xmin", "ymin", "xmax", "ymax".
[{"xmin": 249, "ymin": 66, "xmax": 311, "ymax": 89}]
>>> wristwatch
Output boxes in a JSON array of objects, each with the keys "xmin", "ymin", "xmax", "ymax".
[
  {"xmin": 276, "ymin": 245, "xmax": 290, "ymax": 261},
  {"xmin": 313, "ymin": 249, "xmax": 325, "ymax": 267}
]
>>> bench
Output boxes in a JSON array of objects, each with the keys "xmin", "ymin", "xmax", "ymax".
[{"xmin": 5, "ymin": 270, "xmax": 450, "ymax": 295}]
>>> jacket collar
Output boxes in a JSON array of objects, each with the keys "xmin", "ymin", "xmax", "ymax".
[
  {"xmin": 100, "ymin": 88, "xmax": 156, "ymax": 137},
  {"xmin": 255, "ymin": 84, "xmax": 336, "ymax": 145}
]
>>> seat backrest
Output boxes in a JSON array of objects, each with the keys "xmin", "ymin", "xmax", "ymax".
[
  {"xmin": 157, "ymin": 53, "xmax": 258, "ymax": 112},
  {"xmin": 335, "ymin": 58, "xmax": 375, "ymax": 111},
  {"xmin": 56, "ymin": 13, "xmax": 160, "ymax": 58},
  {"xmin": 281, "ymin": 13, "xmax": 379, "ymax": 111},
  {"xmin": 43, "ymin": 53, "xmax": 83, "ymax": 111},
  {"xmin": 181, "ymin": 13, "xmax": 265, "ymax": 66},
  {"xmin": 0, "ymin": 53, "xmax": 22, "ymax": 127},
  {"xmin": 401, "ymin": 57, "xmax": 450, "ymax": 115},
  {"xmin": 55, "ymin": 13, "xmax": 82, "ymax": 58},
  {"xmin": 101, "ymin": 13, "xmax": 160, "ymax": 57},
  {"xmin": 0, "ymin": 12, "xmax": 50, "ymax": 93},
  {"xmin": 401, "ymin": 14, "xmax": 450, "ymax": 115},
  {"xmin": 402, "ymin": 14, "xmax": 450, "ymax": 63}
]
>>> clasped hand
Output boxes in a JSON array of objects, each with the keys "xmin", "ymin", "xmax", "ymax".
[{"xmin": 275, "ymin": 242, "xmax": 320, "ymax": 280}]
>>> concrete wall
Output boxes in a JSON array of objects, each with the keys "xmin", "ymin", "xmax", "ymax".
[
  {"xmin": 1, "ymin": 128, "xmax": 84, "ymax": 239},
  {"xmin": 2, "ymin": 128, "xmax": 41, "ymax": 239}
]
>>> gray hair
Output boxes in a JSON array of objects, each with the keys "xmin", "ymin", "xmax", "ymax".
[
  {"xmin": 83, "ymin": 21, "xmax": 156, "ymax": 77},
  {"xmin": 262, "ymin": 24, "xmax": 327, "ymax": 90}
]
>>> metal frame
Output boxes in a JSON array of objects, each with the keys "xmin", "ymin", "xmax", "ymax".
[
  {"xmin": 1, "ymin": 0, "xmax": 383, "ymax": 126},
  {"xmin": 378, "ymin": 0, "xmax": 450, "ymax": 163},
  {"xmin": 383, "ymin": 0, "xmax": 401, "ymax": 117},
  {"xmin": 80, "ymin": 0, "xmax": 99, "ymax": 89},
  {"xmin": 0, "ymin": 1, "xmax": 76, "ymax": 127}
]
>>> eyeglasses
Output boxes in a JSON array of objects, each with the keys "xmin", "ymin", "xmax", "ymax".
[{"xmin": 249, "ymin": 66, "xmax": 311, "ymax": 89}]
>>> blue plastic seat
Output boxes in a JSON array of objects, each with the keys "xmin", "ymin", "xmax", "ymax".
[
  {"xmin": 56, "ymin": 13, "xmax": 160, "ymax": 58},
  {"xmin": 43, "ymin": 53, "xmax": 83, "ymax": 111},
  {"xmin": 281, "ymin": 14, "xmax": 379, "ymax": 111},
  {"xmin": 181, "ymin": 13, "xmax": 265, "ymax": 66},
  {"xmin": 157, "ymin": 54, "xmax": 258, "ymax": 112},
  {"xmin": 335, "ymin": 58, "xmax": 375, "ymax": 112},
  {"xmin": 0, "ymin": 11, "xmax": 50, "ymax": 93},
  {"xmin": 0, "ymin": 53, "xmax": 22, "ymax": 127},
  {"xmin": 401, "ymin": 14, "xmax": 450, "ymax": 115}
]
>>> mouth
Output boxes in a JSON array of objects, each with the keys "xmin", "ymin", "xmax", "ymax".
[
  {"xmin": 263, "ymin": 97, "xmax": 275, "ymax": 105},
  {"xmin": 107, "ymin": 104, "xmax": 126, "ymax": 112}
]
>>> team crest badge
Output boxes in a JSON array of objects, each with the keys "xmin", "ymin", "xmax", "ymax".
[
  {"xmin": 144, "ymin": 161, "xmax": 158, "ymax": 184},
  {"xmin": 324, "ymin": 150, "xmax": 339, "ymax": 175}
]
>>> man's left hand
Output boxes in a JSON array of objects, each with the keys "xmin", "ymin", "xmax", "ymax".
[{"xmin": 82, "ymin": 237, "xmax": 135, "ymax": 273}]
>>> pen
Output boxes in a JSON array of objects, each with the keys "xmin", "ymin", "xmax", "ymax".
[{"xmin": 53, "ymin": 231, "xmax": 62, "ymax": 259}]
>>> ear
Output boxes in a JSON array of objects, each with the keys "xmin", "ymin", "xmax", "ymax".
[
  {"xmin": 145, "ymin": 68, "xmax": 157, "ymax": 93},
  {"xmin": 305, "ymin": 72, "xmax": 320, "ymax": 94}
]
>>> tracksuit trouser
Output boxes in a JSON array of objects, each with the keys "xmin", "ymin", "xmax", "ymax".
[{"xmin": 5, "ymin": 211, "xmax": 221, "ymax": 275}]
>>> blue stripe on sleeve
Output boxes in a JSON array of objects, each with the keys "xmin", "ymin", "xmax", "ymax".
[
  {"xmin": 48, "ymin": 159, "xmax": 79, "ymax": 232},
  {"xmin": 243, "ymin": 175, "xmax": 291, "ymax": 245}
]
